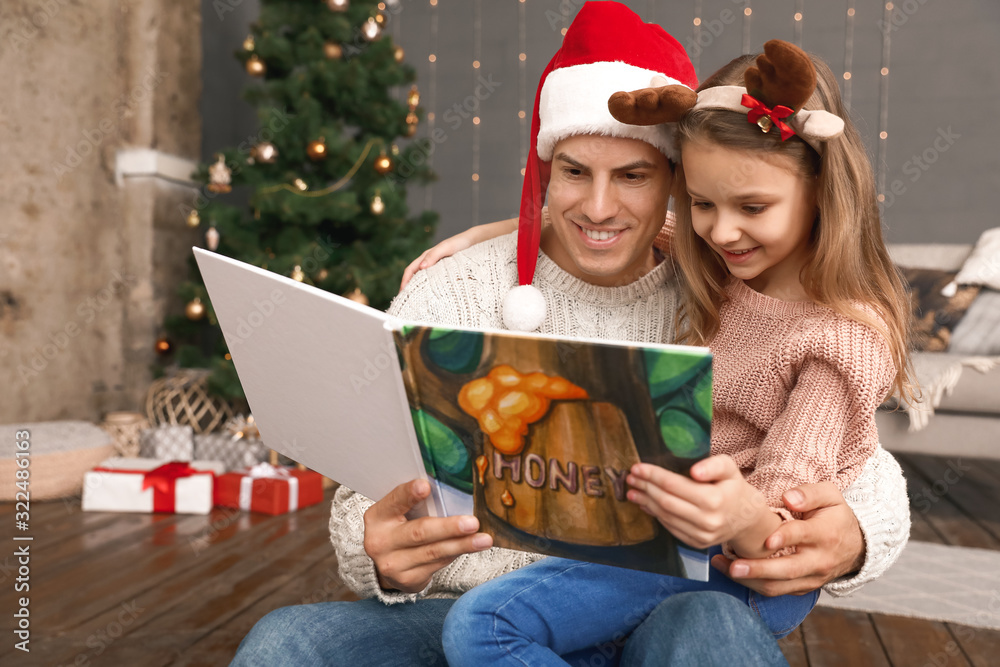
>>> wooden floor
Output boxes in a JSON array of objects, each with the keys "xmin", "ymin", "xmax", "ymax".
[{"xmin": 1, "ymin": 453, "xmax": 999, "ymax": 666}]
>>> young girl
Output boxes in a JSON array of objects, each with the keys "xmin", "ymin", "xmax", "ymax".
[{"xmin": 422, "ymin": 41, "xmax": 913, "ymax": 665}]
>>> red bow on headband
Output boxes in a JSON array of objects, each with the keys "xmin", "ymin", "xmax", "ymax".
[{"xmin": 741, "ymin": 94, "xmax": 796, "ymax": 141}]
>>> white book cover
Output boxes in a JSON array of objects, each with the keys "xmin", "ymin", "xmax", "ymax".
[{"xmin": 195, "ymin": 248, "xmax": 714, "ymax": 579}]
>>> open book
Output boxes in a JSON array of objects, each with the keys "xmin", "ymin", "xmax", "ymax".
[{"xmin": 194, "ymin": 248, "xmax": 713, "ymax": 579}]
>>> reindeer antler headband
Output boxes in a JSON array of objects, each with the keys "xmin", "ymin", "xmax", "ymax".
[{"xmin": 608, "ymin": 39, "xmax": 845, "ymax": 154}]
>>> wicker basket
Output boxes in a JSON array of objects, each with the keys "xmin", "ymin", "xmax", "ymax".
[{"xmin": 145, "ymin": 369, "xmax": 236, "ymax": 434}]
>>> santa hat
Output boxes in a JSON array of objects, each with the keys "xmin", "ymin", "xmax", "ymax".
[{"xmin": 503, "ymin": 1, "xmax": 697, "ymax": 332}]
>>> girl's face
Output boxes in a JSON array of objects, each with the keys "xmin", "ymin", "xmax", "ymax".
[{"xmin": 681, "ymin": 138, "xmax": 817, "ymax": 300}]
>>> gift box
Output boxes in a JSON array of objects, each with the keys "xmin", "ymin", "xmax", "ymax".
[
  {"xmin": 139, "ymin": 425, "xmax": 194, "ymax": 460},
  {"xmin": 213, "ymin": 463, "xmax": 324, "ymax": 515},
  {"xmin": 82, "ymin": 458, "xmax": 225, "ymax": 514},
  {"xmin": 194, "ymin": 432, "xmax": 269, "ymax": 471}
]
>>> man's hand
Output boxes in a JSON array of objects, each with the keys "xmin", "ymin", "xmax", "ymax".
[
  {"xmin": 363, "ymin": 479, "xmax": 493, "ymax": 594},
  {"xmin": 712, "ymin": 482, "xmax": 865, "ymax": 597}
]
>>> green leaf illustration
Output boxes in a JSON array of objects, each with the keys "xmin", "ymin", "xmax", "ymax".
[
  {"xmin": 658, "ymin": 408, "xmax": 711, "ymax": 459},
  {"xmin": 411, "ymin": 409, "xmax": 473, "ymax": 493},
  {"xmin": 644, "ymin": 351, "xmax": 712, "ymax": 399},
  {"xmin": 424, "ymin": 329, "xmax": 484, "ymax": 375}
]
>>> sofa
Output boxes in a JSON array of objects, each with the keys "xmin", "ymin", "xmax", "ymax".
[{"xmin": 876, "ymin": 242, "xmax": 1000, "ymax": 460}]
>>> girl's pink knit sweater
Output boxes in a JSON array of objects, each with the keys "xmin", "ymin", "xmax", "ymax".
[{"xmin": 710, "ymin": 279, "xmax": 896, "ymax": 521}]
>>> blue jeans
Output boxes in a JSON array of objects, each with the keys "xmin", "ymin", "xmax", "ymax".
[
  {"xmin": 231, "ymin": 587, "xmax": 790, "ymax": 666},
  {"xmin": 442, "ymin": 551, "xmax": 816, "ymax": 666}
]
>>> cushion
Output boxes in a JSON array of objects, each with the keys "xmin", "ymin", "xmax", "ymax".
[
  {"xmin": 902, "ymin": 267, "xmax": 981, "ymax": 352},
  {"xmin": 949, "ymin": 289, "xmax": 1000, "ymax": 356},
  {"xmin": 955, "ymin": 227, "xmax": 1000, "ymax": 290}
]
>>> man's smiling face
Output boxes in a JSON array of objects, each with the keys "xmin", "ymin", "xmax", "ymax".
[{"xmin": 540, "ymin": 134, "xmax": 673, "ymax": 287}]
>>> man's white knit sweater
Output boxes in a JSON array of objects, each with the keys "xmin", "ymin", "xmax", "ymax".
[{"xmin": 329, "ymin": 231, "xmax": 910, "ymax": 604}]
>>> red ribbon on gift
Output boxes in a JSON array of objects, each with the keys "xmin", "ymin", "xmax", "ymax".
[
  {"xmin": 741, "ymin": 94, "xmax": 796, "ymax": 141},
  {"xmin": 94, "ymin": 461, "xmax": 213, "ymax": 513}
]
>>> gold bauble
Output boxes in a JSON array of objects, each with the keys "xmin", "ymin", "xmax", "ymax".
[
  {"xmin": 245, "ymin": 54, "xmax": 266, "ymax": 77},
  {"xmin": 374, "ymin": 154, "xmax": 393, "ymax": 174},
  {"xmin": 347, "ymin": 288, "xmax": 369, "ymax": 306},
  {"xmin": 407, "ymin": 85, "xmax": 420, "ymax": 109},
  {"xmin": 252, "ymin": 141, "xmax": 278, "ymax": 164},
  {"xmin": 326, "ymin": 0, "xmax": 349, "ymax": 11},
  {"xmin": 154, "ymin": 337, "xmax": 173, "ymax": 356},
  {"xmin": 306, "ymin": 137, "xmax": 328, "ymax": 160},
  {"xmin": 361, "ymin": 17, "xmax": 381, "ymax": 41},
  {"xmin": 186, "ymin": 209, "xmax": 201, "ymax": 228},
  {"xmin": 390, "ymin": 143, "xmax": 400, "ymax": 156},
  {"xmin": 186, "ymin": 297, "xmax": 206, "ymax": 321},
  {"xmin": 374, "ymin": 12, "xmax": 386, "ymax": 26},
  {"xmin": 291, "ymin": 265, "xmax": 305, "ymax": 282},
  {"xmin": 370, "ymin": 192, "xmax": 385, "ymax": 215},
  {"xmin": 405, "ymin": 111, "xmax": 419, "ymax": 126},
  {"xmin": 393, "ymin": 46, "xmax": 404, "ymax": 63},
  {"xmin": 315, "ymin": 268, "xmax": 329, "ymax": 282},
  {"xmin": 293, "ymin": 178, "xmax": 308, "ymax": 191},
  {"xmin": 243, "ymin": 35, "xmax": 255, "ymax": 51},
  {"xmin": 323, "ymin": 41, "xmax": 343, "ymax": 59}
]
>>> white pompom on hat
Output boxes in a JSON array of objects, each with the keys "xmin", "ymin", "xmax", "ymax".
[{"xmin": 503, "ymin": 1, "xmax": 697, "ymax": 332}]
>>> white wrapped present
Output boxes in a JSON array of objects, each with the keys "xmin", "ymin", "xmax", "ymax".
[{"xmin": 81, "ymin": 457, "xmax": 224, "ymax": 514}]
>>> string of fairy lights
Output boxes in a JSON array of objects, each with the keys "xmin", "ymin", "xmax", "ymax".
[
  {"xmin": 424, "ymin": 0, "xmax": 440, "ymax": 213},
  {"xmin": 844, "ymin": 1, "xmax": 856, "ymax": 112},
  {"xmin": 403, "ymin": 0, "xmax": 897, "ymax": 227},
  {"xmin": 877, "ymin": 1, "xmax": 894, "ymax": 205},
  {"xmin": 472, "ymin": 0, "xmax": 483, "ymax": 225}
]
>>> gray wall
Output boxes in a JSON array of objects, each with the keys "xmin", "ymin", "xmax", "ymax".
[{"xmin": 202, "ymin": 0, "xmax": 1000, "ymax": 245}]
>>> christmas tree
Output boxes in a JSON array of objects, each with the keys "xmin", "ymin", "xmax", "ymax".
[{"xmin": 162, "ymin": 0, "xmax": 437, "ymax": 400}]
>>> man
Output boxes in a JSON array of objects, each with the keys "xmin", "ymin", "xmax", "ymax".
[{"xmin": 232, "ymin": 4, "xmax": 908, "ymax": 665}]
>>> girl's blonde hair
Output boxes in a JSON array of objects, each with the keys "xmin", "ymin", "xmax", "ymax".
[{"xmin": 673, "ymin": 54, "xmax": 915, "ymax": 402}]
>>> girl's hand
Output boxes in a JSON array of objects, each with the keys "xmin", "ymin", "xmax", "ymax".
[
  {"xmin": 400, "ymin": 218, "xmax": 519, "ymax": 290},
  {"xmin": 627, "ymin": 455, "xmax": 780, "ymax": 556}
]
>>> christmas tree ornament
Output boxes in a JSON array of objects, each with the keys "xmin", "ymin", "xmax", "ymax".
[
  {"xmin": 243, "ymin": 35, "xmax": 255, "ymax": 51},
  {"xmin": 326, "ymin": 0, "xmax": 349, "ymax": 11},
  {"xmin": 207, "ymin": 155, "xmax": 232, "ymax": 193},
  {"xmin": 251, "ymin": 141, "xmax": 278, "ymax": 164},
  {"xmin": 374, "ymin": 11, "xmax": 387, "ymax": 26},
  {"xmin": 306, "ymin": 137, "xmax": 328, "ymax": 160},
  {"xmin": 346, "ymin": 287, "xmax": 369, "ymax": 306},
  {"xmin": 405, "ymin": 112, "xmax": 418, "ymax": 136},
  {"xmin": 245, "ymin": 54, "xmax": 266, "ymax": 77},
  {"xmin": 361, "ymin": 17, "xmax": 381, "ymax": 41},
  {"xmin": 323, "ymin": 41, "xmax": 343, "ymax": 59},
  {"xmin": 394, "ymin": 46, "xmax": 404, "ymax": 63},
  {"xmin": 293, "ymin": 178, "xmax": 308, "ymax": 191},
  {"xmin": 186, "ymin": 297, "xmax": 207, "ymax": 321},
  {"xmin": 186, "ymin": 209, "xmax": 201, "ymax": 228},
  {"xmin": 315, "ymin": 268, "xmax": 329, "ymax": 282},
  {"xmin": 407, "ymin": 85, "xmax": 420, "ymax": 108},
  {"xmin": 154, "ymin": 337, "xmax": 173, "ymax": 356},
  {"xmin": 390, "ymin": 143, "xmax": 400, "ymax": 155},
  {"xmin": 205, "ymin": 227, "xmax": 220, "ymax": 251},
  {"xmin": 370, "ymin": 191, "xmax": 385, "ymax": 215},
  {"xmin": 374, "ymin": 152, "xmax": 393, "ymax": 174},
  {"xmin": 291, "ymin": 265, "xmax": 306, "ymax": 282}
]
